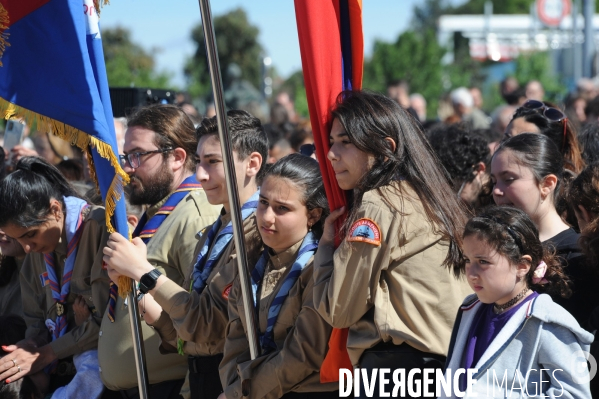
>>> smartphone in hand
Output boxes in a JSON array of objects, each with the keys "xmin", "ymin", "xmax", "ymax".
[{"xmin": 4, "ymin": 120, "xmax": 25, "ymax": 152}]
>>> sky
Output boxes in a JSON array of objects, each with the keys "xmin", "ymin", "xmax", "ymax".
[{"xmin": 100, "ymin": 1, "xmax": 424, "ymax": 87}]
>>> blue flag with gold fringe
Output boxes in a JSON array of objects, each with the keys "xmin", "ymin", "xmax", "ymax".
[{"xmin": 0, "ymin": 0, "xmax": 131, "ymax": 290}]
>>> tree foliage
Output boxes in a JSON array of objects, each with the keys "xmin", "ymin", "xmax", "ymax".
[
  {"xmin": 277, "ymin": 70, "xmax": 309, "ymax": 118},
  {"xmin": 449, "ymin": 0, "xmax": 535, "ymax": 15},
  {"xmin": 185, "ymin": 8, "xmax": 264, "ymax": 99},
  {"xmin": 363, "ymin": 30, "xmax": 446, "ymax": 115},
  {"xmin": 102, "ymin": 27, "xmax": 172, "ymax": 88}
]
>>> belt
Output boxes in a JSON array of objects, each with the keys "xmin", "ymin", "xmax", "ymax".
[{"xmin": 188, "ymin": 353, "xmax": 224, "ymax": 374}]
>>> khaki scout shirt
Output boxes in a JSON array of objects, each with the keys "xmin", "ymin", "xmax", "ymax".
[
  {"xmin": 220, "ymin": 240, "xmax": 338, "ymax": 399},
  {"xmin": 97, "ymin": 189, "xmax": 220, "ymax": 390},
  {"xmin": 0, "ymin": 256, "xmax": 24, "ymax": 316},
  {"xmin": 20, "ymin": 206, "xmax": 110, "ymax": 359},
  {"xmin": 313, "ymin": 182, "xmax": 472, "ymax": 366},
  {"xmin": 151, "ymin": 211, "xmax": 258, "ymax": 357}
]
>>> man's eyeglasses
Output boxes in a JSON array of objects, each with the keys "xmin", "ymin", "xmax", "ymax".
[
  {"xmin": 521, "ymin": 100, "xmax": 568, "ymax": 148},
  {"xmin": 119, "ymin": 148, "xmax": 173, "ymax": 169}
]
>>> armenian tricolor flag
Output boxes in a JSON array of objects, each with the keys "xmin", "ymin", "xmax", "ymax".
[
  {"xmin": 294, "ymin": 0, "xmax": 363, "ymax": 383},
  {"xmin": 0, "ymin": 0, "xmax": 131, "ymax": 292}
]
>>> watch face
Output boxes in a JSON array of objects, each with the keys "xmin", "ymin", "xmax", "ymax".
[{"xmin": 140, "ymin": 273, "xmax": 156, "ymax": 290}]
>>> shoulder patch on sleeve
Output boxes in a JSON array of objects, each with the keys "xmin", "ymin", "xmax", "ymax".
[{"xmin": 347, "ymin": 218, "xmax": 382, "ymax": 246}]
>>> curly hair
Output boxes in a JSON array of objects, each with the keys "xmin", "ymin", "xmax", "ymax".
[
  {"xmin": 568, "ymin": 163, "xmax": 599, "ymax": 267},
  {"xmin": 456, "ymin": 206, "xmax": 571, "ymax": 298},
  {"xmin": 428, "ymin": 124, "xmax": 490, "ymax": 189},
  {"xmin": 578, "ymin": 122, "xmax": 599, "ymax": 166}
]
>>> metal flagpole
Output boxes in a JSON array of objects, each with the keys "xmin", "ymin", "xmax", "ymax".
[
  {"xmin": 197, "ymin": 0, "xmax": 262, "ymax": 361},
  {"xmin": 127, "ymin": 282, "xmax": 150, "ymax": 398}
]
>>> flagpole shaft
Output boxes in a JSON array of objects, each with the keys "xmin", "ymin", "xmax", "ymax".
[
  {"xmin": 197, "ymin": 0, "xmax": 261, "ymax": 360},
  {"xmin": 127, "ymin": 282, "xmax": 150, "ymax": 398}
]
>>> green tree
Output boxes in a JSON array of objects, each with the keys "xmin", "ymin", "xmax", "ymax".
[
  {"xmin": 102, "ymin": 27, "xmax": 172, "ymax": 88},
  {"xmin": 277, "ymin": 70, "xmax": 309, "ymax": 118},
  {"xmin": 449, "ymin": 0, "xmax": 535, "ymax": 15},
  {"xmin": 185, "ymin": 8, "xmax": 264, "ymax": 99},
  {"xmin": 363, "ymin": 30, "xmax": 446, "ymax": 115}
]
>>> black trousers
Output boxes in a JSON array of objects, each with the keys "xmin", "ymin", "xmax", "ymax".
[
  {"xmin": 188, "ymin": 353, "xmax": 224, "ymax": 399},
  {"xmin": 101, "ymin": 378, "xmax": 184, "ymax": 399},
  {"xmin": 356, "ymin": 342, "xmax": 446, "ymax": 399}
]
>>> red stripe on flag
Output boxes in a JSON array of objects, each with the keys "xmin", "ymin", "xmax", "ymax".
[
  {"xmin": 0, "ymin": 0, "xmax": 51, "ymax": 27},
  {"xmin": 295, "ymin": 0, "xmax": 362, "ymax": 383}
]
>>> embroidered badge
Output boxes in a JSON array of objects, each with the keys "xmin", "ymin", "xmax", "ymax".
[
  {"xmin": 347, "ymin": 218, "xmax": 382, "ymax": 246},
  {"xmin": 222, "ymin": 283, "xmax": 233, "ymax": 300},
  {"xmin": 39, "ymin": 271, "xmax": 49, "ymax": 287}
]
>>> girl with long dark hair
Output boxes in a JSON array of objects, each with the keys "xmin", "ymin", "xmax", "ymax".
[
  {"xmin": 219, "ymin": 154, "xmax": 338, "ymax": 398},
  {"xmin": 313, "ymin": 90, "xmax": 472, "ymax": 398}
]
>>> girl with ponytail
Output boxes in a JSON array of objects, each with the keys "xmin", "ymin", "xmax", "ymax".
[
  {"xmin": 491, "ymin": 133, "xmax": 588, "ymax": 323},
  {"xmin": 0, "ymin": 157, "xmax": 109, "ymax": 398},
  {"xmin": 440, "ymin": 206, "xmax": 592, "ymax": 398}
]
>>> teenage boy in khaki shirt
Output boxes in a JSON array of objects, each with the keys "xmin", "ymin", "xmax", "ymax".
[{"xmin": 103, "ymin": 110, "xmax": 268, "ymax": 399}]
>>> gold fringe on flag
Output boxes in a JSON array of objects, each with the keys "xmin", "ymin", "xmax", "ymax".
[
  {"xmin": 0, "ymin": 97, "xmax": 135, "ymax": 295},
  {"xmin": 92, "ymin": 0, "xmax": 111, "ymax": 17},
  {"xmin": 0, "ymin": 2, "xmax": 10, "ymax": 67}
]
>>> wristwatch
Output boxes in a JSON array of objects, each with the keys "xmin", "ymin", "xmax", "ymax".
[{"xmin": 139, "ymin": 269, "xmax": 162, "ymax": 294}]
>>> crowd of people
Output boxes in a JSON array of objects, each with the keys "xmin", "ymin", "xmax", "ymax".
[{"xmin": 0, "ymin": 78, "xmax": 597, "ymax": 399}]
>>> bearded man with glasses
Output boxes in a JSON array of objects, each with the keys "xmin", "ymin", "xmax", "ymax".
[{"xmin": 99, "ymin": 105, "xmax": 220, "ymax": 399}]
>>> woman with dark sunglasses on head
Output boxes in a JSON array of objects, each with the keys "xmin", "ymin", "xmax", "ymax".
[{"xmin": 505, "ymin": 100, "xmax": 585, "ymax": 173}]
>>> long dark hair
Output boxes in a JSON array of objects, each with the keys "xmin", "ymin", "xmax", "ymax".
[
  {"xmin": 510, "ymin": 106, "xmax": 584, "ymax": 173},
  {"xmin": 0, "ymin": 157, "xmax": 82, "ymax": 228},
  {"xmin": 331, "ymin": 90, "xmax": 468, "ymax": 270},
  {"xmin": 262, "ymin": 153, "xmax": 329, "ymax": 239},
  {"xmin": 457, "ymin": 206, "xmax": 571, "ymax": 298}
]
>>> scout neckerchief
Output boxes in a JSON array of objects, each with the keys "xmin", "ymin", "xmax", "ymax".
[
  {"xmin": 176, "ymin": 190, "xmax": 259, "ymax": 355},
  {"xmin": 190, "ymin": 190, "xmax": 259, "ymax": 293},
  {"xmin": 44, "ymin": 196, "xmax": 89, "ymax": 340},
  {"xmin": 250, "ymin": 231, "xmax": 318, "ymax": 352},
  {"xmin": 107, "ymin": 175, "xmax": 202, "ymax": 322}
]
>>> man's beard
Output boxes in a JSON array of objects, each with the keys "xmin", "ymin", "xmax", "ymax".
[{"xmin": 129, "ymin": 165, "xmax": 174, "ymax": 206}]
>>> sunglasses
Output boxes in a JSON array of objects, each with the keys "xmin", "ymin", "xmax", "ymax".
[{"xmin": 521, "ymin": 100, "xmax": 568, "ymax": 148}]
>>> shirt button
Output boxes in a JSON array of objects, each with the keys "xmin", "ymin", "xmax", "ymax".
[
  {"xmin": 99, "ymin": 367, "xmax": 102, "ymax": 373},
  {"xmin": 99, "ymin": 331, "xmax": 103, "ymax": 337}
]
